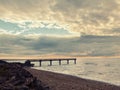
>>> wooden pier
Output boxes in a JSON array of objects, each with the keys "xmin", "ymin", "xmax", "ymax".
[
  {"xmin": 29, "ymin": 58, "xmax": 76, "ymax": 67},
  {"xmin": 2, "ymin": 58, "xmax": 76, "ymax": 67}
]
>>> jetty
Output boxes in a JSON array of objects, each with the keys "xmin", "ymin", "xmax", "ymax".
[
  {"xmin": 2, "ymin": 58, "xmax": 76, "ymax": 67},
  {"xmin": 29, "ymin": 58, "xmax": 76, "ymax": 66}
]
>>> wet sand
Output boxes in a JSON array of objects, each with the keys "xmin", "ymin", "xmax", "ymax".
[{"xmin": 26, "ymin": 68, "xmax": 120, "ymax": 90}]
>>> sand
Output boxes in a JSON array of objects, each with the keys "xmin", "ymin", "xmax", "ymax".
[{"xmin": 26, "ymin": 68, "xmax": 120, "ymax": 90}]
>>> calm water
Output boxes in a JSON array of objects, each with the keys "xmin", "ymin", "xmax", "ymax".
[{"xmin": 32, "ymin": 57, "xmax": 120, "ymax": 86}]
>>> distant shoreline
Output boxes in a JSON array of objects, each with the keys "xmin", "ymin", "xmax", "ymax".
[{"xmin": 0, "ymin": 55, "xmax": 120, "ymax": 60}]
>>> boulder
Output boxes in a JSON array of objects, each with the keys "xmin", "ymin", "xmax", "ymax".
[
  {"xmin": 24, "ymin": 60, "xmax": 34, "ymax": 67},
  {"xmin": 0, "ymin": 63, "xmax": 49, "ymax": 90}
]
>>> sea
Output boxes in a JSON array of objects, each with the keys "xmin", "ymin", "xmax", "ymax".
[{"xmin": 32, "ymin": 57, "xmax": 120, "ymax": 86}]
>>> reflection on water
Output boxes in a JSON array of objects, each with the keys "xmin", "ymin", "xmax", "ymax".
[{"xmin": 33, "ymin": 57, "xmax": 120, "ymax": 86}]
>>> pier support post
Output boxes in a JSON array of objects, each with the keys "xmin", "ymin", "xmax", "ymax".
[
  {"xmin": 50, "ymin": 60, "xmax": 52, "ymax": 66},
  {"xmin": 39, "ymin": 60, "xmax": 42, "ymax": 66},
  {"xmin": 59, "ymin": 59, "xmax": 61, "ymax": 65},
  {"xmin": 74, "ymin": 59, "xmax": 76, "ymax": 64},
  {"xmin": 67, "ymin": 60, "xmax": 69, "ymax": 64}
]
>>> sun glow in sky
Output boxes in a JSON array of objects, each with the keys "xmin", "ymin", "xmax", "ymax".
[{"xmin": 0, "ymin": 0, "xmax": 120, "ymax": 57}]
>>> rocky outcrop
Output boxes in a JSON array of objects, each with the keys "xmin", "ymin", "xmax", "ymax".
[
  {"xmin": 0, "ymin": 60, "xmax": 8, "ymax": 64},
  {"xmin": 24, "ymin": 60, "xmax": 34, "ymax": 67},
  {"xmin": 0, "ymin": 61, "xmax": 49, "ymax": 90}
]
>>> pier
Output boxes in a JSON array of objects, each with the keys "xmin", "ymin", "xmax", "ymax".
[
  {"xmin": 29, "ymin": 58, "xmax": 76, "ymax": 66},
  {"xmin": 2, "ymin": 58, "xmax": 76, "ymax": 67}
]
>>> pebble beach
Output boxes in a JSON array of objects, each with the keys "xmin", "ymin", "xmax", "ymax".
[{"xmin": 26, "ymin": 68, "xmax": 120, "ymax": 90}]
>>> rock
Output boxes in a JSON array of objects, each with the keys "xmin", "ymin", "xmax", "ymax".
[
  {"xmin": 0, "ymin": 63, "xmax": 50, "ymax": 90},
  {"xmin": 0, "ymin": 60, "xmax": 7, "ymax": 64},
  {"xmin": 24, "ymin": 60, "xmax": 34, "ymax": 67}
]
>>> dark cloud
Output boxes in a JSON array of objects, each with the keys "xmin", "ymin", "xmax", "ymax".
[{"xmin": 0, "ymin": 34, "xmax": 120, "ymax": 56}]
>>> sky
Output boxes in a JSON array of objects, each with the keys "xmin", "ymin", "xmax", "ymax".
[{"xmin": 0, "ymin": 0, "xmax": 120, "ymax": 57}]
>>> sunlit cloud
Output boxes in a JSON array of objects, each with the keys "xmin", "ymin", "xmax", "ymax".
[{"xmin": 0, "ymin": 0, "xmax": 120, "ymax": 36}]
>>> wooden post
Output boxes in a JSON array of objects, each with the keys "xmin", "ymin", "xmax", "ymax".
[
  {"xmin": 50, "ymin": 60, "xmax": 52, "ymax": 66},
  {"xmin": 74, "ymin": 59, "xmax": 76, "ymax": 64},
  {"xmin": 67, "ymin": 60, "xmax": 69, "ymax": 64},
  {"xmin": 59, "ymin": 59, "xmax": 61, "ymax": 65},
  {"xmin": 39, "ymin": 60, "xmax": 42, "ymax": 66}
]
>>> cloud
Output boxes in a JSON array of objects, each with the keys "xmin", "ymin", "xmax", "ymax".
[
  {"xmin": 52, "ymin": 0, "xmax": 120, "ymax": 35},
  {"xmin": 0, "ymin": 0, "xmax": 120, "ymax": 36},
  {"xmin": 0, "ymin": 34, "xmax": 120, "ymax": 56},
  {"xmin": 0, "ymin": 0, "xmax": 53, "ymax": 21}
]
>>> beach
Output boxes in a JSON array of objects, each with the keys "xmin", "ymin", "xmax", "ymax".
[{"xmin": 26, "ymin": 68, "xmax": 120, "ymax": 90}]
